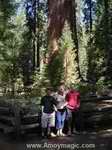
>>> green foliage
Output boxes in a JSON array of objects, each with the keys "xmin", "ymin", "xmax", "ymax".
[
  {"xmin": 47, "ymin": 51, "xmax": 65, "ymax": 88},
  {"xmin": 95, "ymin": 77, "xmax": 111, "ymax": 96},
  {"xmin": 0, "ymin": 0, "xmax": 27, "ymax": 97},
  {"xmin": 30, "ymin": 65, "xmax": 51, "ymax": 97},
  {"xmin": 0, "ymin": 0, "xmax": 112, "ymax": 99},
  {"xmin": 0, "ymin": 0, "xmax": 21, "ymax": 96},
  {"xmin": 47, "ymin": 21, "xmax": 77, "ymax": 88},
  {"xmin": 96, "ymin": 77, "xmax": 105, "ymax": 89},
  {"xmin": 61, "ymin": 22, "xmax": 80, "ymax": 85},
  {"xmin": 71, "ymin": 82, "xmax": 96, "ymax": 96},
  {"xmin": 59, "ymin": 22, "xmax": 74, "ymax": 50},
  {"xmin": 84, "ymin": 0, "xmax": 112, "ymax": 86}
]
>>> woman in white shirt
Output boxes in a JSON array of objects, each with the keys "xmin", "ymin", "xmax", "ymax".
[{"xmin": 55, "ymin": 85, "xmax": 68, "ymax": 136}]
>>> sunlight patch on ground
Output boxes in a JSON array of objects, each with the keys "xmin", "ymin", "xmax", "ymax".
[{"xmin": 98, "ymin": 129, "xmax": 112, "ymax": 138}]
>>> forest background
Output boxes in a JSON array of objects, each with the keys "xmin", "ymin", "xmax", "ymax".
[{"xmin": 0, "ymin": 0, "xmax": 112, "ymax": 103}]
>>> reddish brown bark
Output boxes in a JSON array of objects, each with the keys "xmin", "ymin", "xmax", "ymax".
[{"xmin": 48, "ymin": 0, "xmax": 74, "ymax": 56}]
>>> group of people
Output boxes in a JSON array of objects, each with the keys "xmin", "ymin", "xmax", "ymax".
[{"xmin": 41, "ymin": 84, "xmax": 81, "ymax": 138}]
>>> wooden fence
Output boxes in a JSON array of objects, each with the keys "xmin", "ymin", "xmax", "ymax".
[{"xmin": 0, "ymin": 96, "xmax": 112, "ymax": 135}]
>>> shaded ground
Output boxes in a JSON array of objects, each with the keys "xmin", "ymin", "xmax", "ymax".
[
  {"xmin": 0, "ymin": 96, "xmax": 112, "ymax": 150},
  {"xmin": 0, "ymin": 129, "xmax": 112, "ymax": 150}
]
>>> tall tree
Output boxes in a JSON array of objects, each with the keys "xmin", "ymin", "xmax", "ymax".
[
  {"xmin": 25, "ymin": 0, "xmax": 48, "ymax": 70},
  {"xmin": 104, "ymin": 0, "xmax": 112, "ymax": 81},
  {"xmin": 25, "ymin": 0, "xmax": 37, "ymax": 70},
  {"xmin": 47, "ymin": 0, "xmax": 81, "ymax": 86},
  {"xmin": 48, "ymin": 0, "xmax": 74, "ymax": 54},
  {"xmin": 0, "ymin": 0, "xmax": 21, "ymax": 95},
  {"xmin": 83, "ymin": 0, "xmax": 97, "ymax": 82},
  {"xmin": 72, "ymin": 0, "xmax": 81, "ymax": 80}
]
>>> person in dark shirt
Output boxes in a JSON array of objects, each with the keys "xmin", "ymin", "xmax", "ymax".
[{"xmin": 41, "ymin": 87, "xmax": 57, "ymax": 138}]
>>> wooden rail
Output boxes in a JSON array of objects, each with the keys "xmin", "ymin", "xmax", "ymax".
[{"xmin": 0, "ymin": 96, "xmax": 112, "ymax": 135}]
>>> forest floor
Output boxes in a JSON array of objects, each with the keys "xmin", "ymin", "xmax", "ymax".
[
  {"xmin": 0, "ymin": 129, "xmax": 112, "ymax": 150},
  {"xmin": 0, "ymin": 96, "xmax": 112, "ymax": 150}
]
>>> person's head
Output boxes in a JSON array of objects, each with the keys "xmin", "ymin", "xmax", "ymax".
[
  {"xmin": 46, "ymin": 87, "xmax": 52, "ymax": 96},
  {"xmin": 58, "ymin": 85, "xmax": 65, "ymax": 93}
]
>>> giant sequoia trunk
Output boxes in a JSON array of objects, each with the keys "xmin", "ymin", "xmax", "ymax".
[
  {"xmin": 48, "ymin": 0, "xmax": 76, "ymax": 53},
  {"xmin": 47, "ymin": 0, "xmax": 80, "ymax": 86}
]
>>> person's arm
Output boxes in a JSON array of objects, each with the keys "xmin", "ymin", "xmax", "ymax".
[
  {"xmin": 62, "ymin": 101, "xmax": 68, "ymax": 107},
  {"xmin": 60, "ymin": 94, "xmax": 69, "ymax": 109},
  {"xmin": 53, "ymin": 105, "xmax": 57, "ymax": 111},
  {"xmin": 52, "ymin": 97, "xmax": 58, "ymax": 111}
]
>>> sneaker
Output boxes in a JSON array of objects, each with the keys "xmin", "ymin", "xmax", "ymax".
[
  {"xmin": 67, "ymin": 131, "xmax": 72, "ymax": 136},
  {"xmin": 57, "ymin": 130, "xmax": 60, "ymax": 136},
  {"xmin": 50, "ymin": 132, "xmax": 57, "ymax": 137},
  {"xmin": 61, "ymin": 133, "xmax": 66, "ymax": 137},
  {"xmin": 60, "ymin": 130, "xmax": 66, "ymax": 137}
]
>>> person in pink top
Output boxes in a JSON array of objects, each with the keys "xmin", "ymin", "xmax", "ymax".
[{"xmin": 65, "ymin": 85, "xmax": 80, "ymax": 136}]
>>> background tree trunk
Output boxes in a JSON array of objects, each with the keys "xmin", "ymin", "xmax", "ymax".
[
  {"xmin": 104, "ymin": 0, "xmax": 112, "ymax": 80},
  {"xmin": 48, "ymin": 0, "xmax": 81, "ymax": 85},
  {"xmin": 48, "ymin": 0, "xmax": 73, "ymax": 54}
]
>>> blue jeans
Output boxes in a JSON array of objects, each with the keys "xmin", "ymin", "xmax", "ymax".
[{"xmin": 56, "ymin": 110, "xmax": 66, "ymax": 129}]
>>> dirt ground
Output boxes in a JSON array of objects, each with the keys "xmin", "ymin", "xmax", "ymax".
[{"xmin": 0, "ymin": 129, "xmax": 112, "ymax": 150}]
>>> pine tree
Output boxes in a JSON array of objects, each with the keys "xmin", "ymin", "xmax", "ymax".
[{"xmin": 59, "ymin": 21, "xmax": 80, "ymax": 86}]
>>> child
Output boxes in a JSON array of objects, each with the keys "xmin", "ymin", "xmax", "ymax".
[{"xmin": 41, "ymin": 87, "xmax": 57, "ymax": 138}]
